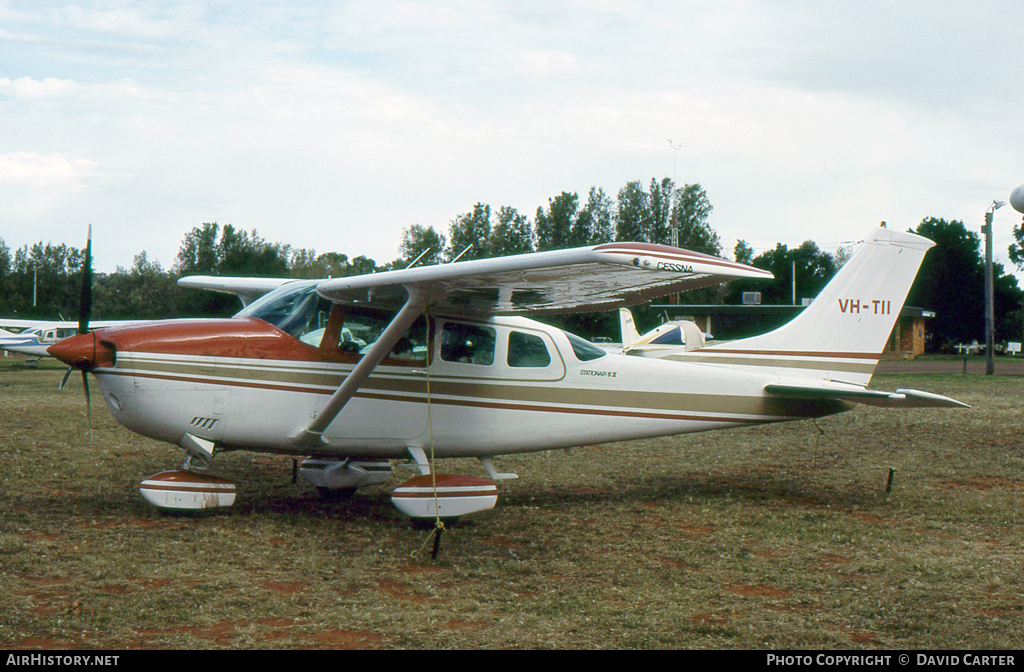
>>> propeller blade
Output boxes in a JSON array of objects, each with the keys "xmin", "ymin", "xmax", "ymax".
[
  {"xmin": 82, "ymin": 369, "xmax": 92, "ymax": 443},
  {"xmin": 78, "ymin": 224, "xmax": 92, "ymax": 335},
  {"xmin": 59, "ymin": 366, "xmax": 74, "ymax": 390}
]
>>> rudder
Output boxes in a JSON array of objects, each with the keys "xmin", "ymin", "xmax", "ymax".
[{"xmin": 700, "ymin": 224, "xmax": 934, "ymax": 386}]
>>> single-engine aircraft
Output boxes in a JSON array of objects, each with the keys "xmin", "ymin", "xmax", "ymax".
[{"xmin": 48, "ymin": 224, "xmax": 966, "ymax": 521}]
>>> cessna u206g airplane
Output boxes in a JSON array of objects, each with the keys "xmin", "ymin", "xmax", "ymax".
[{"xmin": 48, "ymin": 225, "xmax": 966, "ymax": 520}]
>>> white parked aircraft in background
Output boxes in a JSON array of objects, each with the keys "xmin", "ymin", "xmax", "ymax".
[
  {"xmin": 618, "ymin": 308, "xmax": 709, "ymax": 357},
  {"xmin": 0, "ymin": 320, "xmax": 154, "ymax": 359},
  {"xmin": 1, "ymin": 279, "xmax": 290, "ymax": 360},
  {"xmin": 49, "ymin": 225, "xmax": 966, "ymax": 522}
]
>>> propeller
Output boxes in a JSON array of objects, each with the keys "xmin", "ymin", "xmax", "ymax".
[
  {"xmin": 56, "ymin": 226, "xmax": 94, "ymax": 441},
  {"xmin": 79, "ymin": 224, "xmax": 92, "ymax": 336},
  {"xmin": 80, "ymin": 225, "xmax": 93, "ymax": 441}
]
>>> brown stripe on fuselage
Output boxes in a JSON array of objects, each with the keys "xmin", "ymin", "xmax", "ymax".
[
  {"xmin": 105, "ymin": 355, "xmax": 851, "ymax": 422},
  {"xmin": 664, "ymin": 351, "xmax": 878, "ymax": 374},
  {"xmin": 693, "ymin": 348, "xmax": 882, "ymax": 359}
]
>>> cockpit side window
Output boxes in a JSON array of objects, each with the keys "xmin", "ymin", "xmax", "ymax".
[
  {"xmin": 237, "ymin": 281, "xmax": 331, "ymax": 344},
  {"xmin": 334, "ymin": 306, "xmax": 429, "ymax": 363},
  {"xmin": 651, "ymin": 326, "xmax": 683, "ymax": 345}
]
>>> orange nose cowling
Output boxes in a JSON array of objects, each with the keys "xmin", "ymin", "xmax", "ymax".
[{"xmin": 48, "ymin": 332, "xmax": 99, "ymax": 369}]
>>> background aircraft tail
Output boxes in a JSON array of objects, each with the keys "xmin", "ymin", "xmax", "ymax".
[
  {"xmin": 697, "ymin": 224, "xmax": 934, "ymax": 386},
  {"xmin": 619, "ymin": 308, "xmax": 641, "ymax": 347}
]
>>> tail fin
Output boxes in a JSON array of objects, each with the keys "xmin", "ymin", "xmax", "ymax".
[
  {"xmin": 700, "ymin": 225, "xmax": 934, "ymax": 385},
  {"xmin": 619, "ymin": 308, "xmax": 641, "ymax": 347}
]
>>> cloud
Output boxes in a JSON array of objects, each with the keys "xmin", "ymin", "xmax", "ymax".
[
  {"xmin": 0, "ymin": 76, "xmax": 80, "ymax": 100},
  {"xmin": 0, "ymin": 152, "xmax": 98, "ymax": 188},
  {"xmin": 0, "ymin": 1, "xmax": 1020, "ymax": 279}
]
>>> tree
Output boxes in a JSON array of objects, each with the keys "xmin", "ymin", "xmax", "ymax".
[
  {"xmin": 218, "ymin": 225, "xmax": 290, "ymax": 277},
  {"xmin": 612, "ymin": 179, "xmax": 718, "ymax": 254},
  {"xmin": 535, "ymin": 192, "xmax": 579, "ymax": 252},
  {"xmin": 397, "ymin": 225, "xmax": 446, "ymax": 268},
  {"xmin": 724, "ymin": 240, "xmax": 836, "ymax": 306},
  {"xmin": 2, "ymin": 241, "xmax": 86, "ymax": 319},
  {"xmin": 174, "ymin": 223, "xmax": 289, "ymax": 278},
  {"xmin": 614, "ymin": 181, "xmax": 650, "ymax": 243},
  {"xmin": 0, "ymin": 238, "xmax": 14, "ymax": 315},
  {"xmin": 291, "ymin": 250, "xmax": 348, "ymax": 278},
  {"xmin": 175, "ymin": 222, "xmax": 221, "ymax": 276},
  {"xmin": 577, "ymin": 187, "xmax": 615, "ymax": 246},
  {"xmin": 907, "ymin": 218, "xmax": 984, "ymax": 348},
  {"xmin": 490, "ymin": 207, "xmax": 534, "ymax": 257},
  {"xmin": 648, "ymin": 177, "xmax": 674, "ymax": 245},
  {"xmin": 672, "ymin": 183, "xmax": 719, "ymax": 256},
  {"xmin": 908, "ymin": 217, "xmax": 1023, "ymax": 348},
  {"xmin": 173, "ymin": 223, "xmax": 291, "ymax": 317},
  {"xmin": 446, "ymin": 204, "xmax": 492, "ymax": 262},
  {"xmin": 734, "ymin": 240, "xmax": 754, "ymax": 265},
  {"xmin": 1008, "ymin": 216, "xmax": 1024, "ymax": 270},
  {"xmin": 94, "ymin": 252, "xmax": 180, "ymax": 319}
]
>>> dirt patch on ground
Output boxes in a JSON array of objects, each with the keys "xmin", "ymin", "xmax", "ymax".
[{"xmin": 876, "ymin": 359, "xmax": 1024, "ymax": 375}]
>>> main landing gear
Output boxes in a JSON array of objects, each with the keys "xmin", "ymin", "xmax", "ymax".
[
  {"xmin": 138, "ymin": 456, "xmax": 237, "ymax": 512},
  {"xmin": 136, "ymin": 440, "xmax": 517, "ymax": 524}
]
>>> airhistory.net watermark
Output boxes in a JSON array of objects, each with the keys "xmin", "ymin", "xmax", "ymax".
[{"xmin": 6, "ymin": 655, "xmax": 119, "ymax": 667}]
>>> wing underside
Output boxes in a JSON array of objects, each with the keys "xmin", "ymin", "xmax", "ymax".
[{"xmin": 315, "ymin": 243, "xmax": 774, "ymax": 317}]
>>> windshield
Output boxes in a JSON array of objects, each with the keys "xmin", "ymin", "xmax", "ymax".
[{"xmin": 236, "ymin": 281, "xmax": 331, "ymax": 341}]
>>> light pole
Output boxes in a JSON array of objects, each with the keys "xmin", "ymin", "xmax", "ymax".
[{"xmin": 984, "ymin": 200, "xmax": 1004, "ymax": 375}]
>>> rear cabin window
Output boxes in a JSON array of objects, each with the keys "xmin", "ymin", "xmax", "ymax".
[
  {"xmin": 566, "ymin": 332, "xmax": 607, "ymax": 362},
  {"xmin": 507, "ymin": 331, "xmax": 551, "ymax": 368},
  {"xmin": 441, "ymin": 323, "xmax": 496, "ymax": 365}
]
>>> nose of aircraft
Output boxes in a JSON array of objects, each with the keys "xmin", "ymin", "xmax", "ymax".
[{"xmin": 48, "ymin": 331, "xmax": 100, "ymax": 369}]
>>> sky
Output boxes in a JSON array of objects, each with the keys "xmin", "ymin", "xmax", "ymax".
[{"xmin": 2, "ymin": 0, "xmax": 1023, "ymax": 279}]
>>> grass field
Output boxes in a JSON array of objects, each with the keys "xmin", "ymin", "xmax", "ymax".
[{"xmin": 1, "ymin": 356, "xmax": 1022, "ymax": 649}]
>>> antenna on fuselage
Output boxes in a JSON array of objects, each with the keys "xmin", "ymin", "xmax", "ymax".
[
  {"xmin": 449, "ymin": 244, "xmax": 473, "ymax": 263},
  {"xmin": 405, "ymin": 248, "xmax": 432, "ymax": 269}
]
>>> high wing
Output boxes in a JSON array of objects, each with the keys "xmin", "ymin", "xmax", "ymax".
[
  {"xmin": 286, "ymin": 242, "xmax": 772, "ymax": 447},
  {"xmin": 177, "ymin": 276, "xmax": 295, "ymax": 307},
  {"xmin": 765, "ymin": 382, "xmax": 969, "ymax": 409},
  {"xmin": 315, "ymin": 243, "xmax": 773, "ymax": 316}
]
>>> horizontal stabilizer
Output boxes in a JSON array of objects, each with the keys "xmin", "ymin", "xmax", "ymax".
[{"xmin": 765, "ymin": 382, "xmax": 969, "ymax": 409}]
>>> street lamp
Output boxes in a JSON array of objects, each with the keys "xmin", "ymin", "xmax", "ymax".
[
  {"xmin": 1011, "ymin": 184, "xmax": 1024, "ymax": 364},
  {"xmin": 986, "ymin": 185, "xmax": 1024, "ymax": 373},
  {"xmin": 984, "ymin": 200, "xmax": 1004, "ymax": 375},
  {"xmin": 1012, "ymin": 183, "xmax": 1024, "ymax": 214}
]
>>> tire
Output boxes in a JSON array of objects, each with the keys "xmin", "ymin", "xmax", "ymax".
[{"xmin": 316, "ymin": 486, "xmax": 357, "ymax": 501}]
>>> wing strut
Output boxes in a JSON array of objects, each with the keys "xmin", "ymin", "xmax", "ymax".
[{"xmin": 289, "ymin": 288, "xmax": 429, "ymax": 447}]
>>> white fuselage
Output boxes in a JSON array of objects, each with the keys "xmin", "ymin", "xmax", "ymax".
[{"xmin": 89, "ymin": 315, "xmax": 846, "ymax": 461}]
